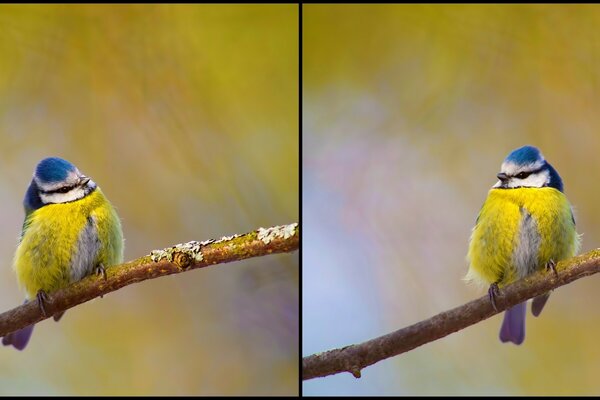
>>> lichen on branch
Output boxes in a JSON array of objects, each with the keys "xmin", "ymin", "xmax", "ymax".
[{"xmin": 0, "ymin": 222, "xmax": 299, "ymax": 339}]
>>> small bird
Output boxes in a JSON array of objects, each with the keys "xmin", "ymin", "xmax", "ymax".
[
  {"xmin": 2, "ymin": 157, "xmax": 124, "ymax": 350},
  {"xmin": 466, "ymin": 145, "xmax": 579, "ymax": 345}
]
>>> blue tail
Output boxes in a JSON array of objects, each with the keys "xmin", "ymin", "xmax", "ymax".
[
  {"xmin": 2, "ymin": 324, "xmax": 34, "ymax": 350},
  {"xmin": 499, "ymin": 302, "xmax": 526, "ymax": 345}
]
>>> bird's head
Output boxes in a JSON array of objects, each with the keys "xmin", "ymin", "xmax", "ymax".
[
  {"xmin": 493, "ymin": 145, "xmax": 563, "ymax": 192},
  {"xmin": 31, "ymin": 157, "xmax": 96, "ymax": 205}
]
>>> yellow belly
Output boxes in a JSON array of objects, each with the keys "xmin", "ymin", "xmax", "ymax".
[
  {"xmin": 13, "ymin": 188, "xmax": 124, "ymax": 299},
  {"xmin": 466, "ymin": 187, "xmax": 579, "ymax": 287}
]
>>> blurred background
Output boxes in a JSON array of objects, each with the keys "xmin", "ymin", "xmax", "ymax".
[
  {"xmin": 0, "ymin": 4, "xmax": 298, "ymax": 396},
  {"xmin": 303, "ymin": 4, "xmax": 600, "ymax": 396}
]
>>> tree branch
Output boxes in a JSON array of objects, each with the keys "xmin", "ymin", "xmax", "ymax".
[
  {"xmin": 0, "ymin": 222, "xmax": 299, "ymax": 338},
  {"xmin": 302, "ymin": 249, "xmax": 600, "ymax": 381}
]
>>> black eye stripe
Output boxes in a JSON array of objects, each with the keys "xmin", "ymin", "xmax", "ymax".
[
  {"xmin": 39, "ymin": 183, "xmax": 78, "ymax": 195},
  {"xmin": 512, "ymin": 166, "xmax": 545, "ymax": 179}
]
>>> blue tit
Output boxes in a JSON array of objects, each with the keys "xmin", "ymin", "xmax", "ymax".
[
  {"xmin": 466, "ymin": 145, "xmax": 579, "ymax": 345},
  {"xmin": 2, "ymin": 157, "xmax": 124, "ymax": 350}
]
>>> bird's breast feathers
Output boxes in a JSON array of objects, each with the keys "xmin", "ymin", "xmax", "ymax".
[
  {"xmin": 13, "ymin": 188, "xmax": 123, "ymax": 298},
  {"xmin": 467, "ymin": 187, "xmax": 579, "ymax": 287}
]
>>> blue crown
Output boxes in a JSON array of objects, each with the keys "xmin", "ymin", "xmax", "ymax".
[
  {"xmin": 504, "ymin": 145, "xmax": 543, "ymax": 165},
  {"xmin": 35, "ymin": 157, "xmax": 76, "ymax": 183},
  {"xmin": 503, "ymin": 145, "xmax": 564, "ymax": 192}
]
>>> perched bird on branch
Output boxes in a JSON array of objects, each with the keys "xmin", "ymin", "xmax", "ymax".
[
  {"xmin": 2, "ymin": 157, "xmax": 124, "ymax": 350},
  {"xmin": 466, "ymin": 145, "xmax": 580, "ymax": 345}
]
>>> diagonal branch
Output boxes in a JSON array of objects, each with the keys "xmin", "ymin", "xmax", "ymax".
[
  {"xmin": 0, "ymin": 222, "xmax": 299, "ymax": 338},
  {"xmin": 302, "ymin": 248, "xmax": 600, "ymax": 381}
]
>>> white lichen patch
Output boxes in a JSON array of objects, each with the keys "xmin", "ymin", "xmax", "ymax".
[
  {"xmin": 257, "ymin": 223, "xmax": 298, "ymax": 244},
  {"xmin": 150, "ymin": 241, "xmax": 205, "ymax": 263},
  {"xmin": 214, "ymin": 234, "xmax": 241, "ymax": 244}
]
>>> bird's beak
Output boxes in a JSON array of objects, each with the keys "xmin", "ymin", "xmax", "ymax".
[
  {"xmin": 496, "ymin": 172, "xmax": 509, "ymax": 188},
  {"xmin": 79, "ymin": 176, "xmax": 91, "ymax": 186},
  {"xmin": 497, "ymin": 172, "xmax": 509, "ymax": 182}
]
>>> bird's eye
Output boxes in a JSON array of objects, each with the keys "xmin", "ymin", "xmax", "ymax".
[
  {"xmin": 58, "ymin": 186, "xmax": 71, "ymax": 193},
  {"xmin": 515, "ymin": 172, "xmax": 531, "ymax": 179}
]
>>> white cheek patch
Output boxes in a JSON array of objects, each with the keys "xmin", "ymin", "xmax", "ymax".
[
  {"xmin": 40, "ymin": 186, "xmax": 86, "ymax": 204},
  {"xmin": 506, "ymin": 169, "xmax": 550, "ymax": 188},
  {"xmin": 500, "ymin": 160, "xmax": 545, "ymax": 176},
  {"xmin": 34, "ymin": 170, "xmax": 81, "ymax": 192}
]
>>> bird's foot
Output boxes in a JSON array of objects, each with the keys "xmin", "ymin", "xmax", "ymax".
[
  {"xmin": 95, "ymin": 263, "xmax": 107, "ymax": 298},
  {"xmin": 36, "ymin": 290, "xmax": 50, "ymax": 317},
  {"xmin": 95, "ymin": 263, "xmax": 107, "ymax": 281},
  {"xmin": 546, "ymin": 259, "xmax": 558, "ymax": 279},
  {"xmin": 488, "ymin": 283, "xmax": 500, "ymax": 312}
]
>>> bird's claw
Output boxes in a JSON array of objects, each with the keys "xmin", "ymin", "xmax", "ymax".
[
  {"xmin": 36, "ymin": 290, "xmax": 50, "ymax": 317},
  {"xmin": 95, "ymin": 263, "xmax": 107, "ymax": 298},
  {"xmin": 488, "ymin": 283, "xmax": 500, "ymax": 312},
  {"xmin": 95, "ymin": 263, "xmax": 107, "ymax": 281},
  {"xmin": 546, "ymin": 259, "xmax": 558, "ymax": 279}
]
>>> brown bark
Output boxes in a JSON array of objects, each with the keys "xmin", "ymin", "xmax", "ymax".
[
  {"xmin": 303, "ymin": 249, "xmax": 600, "ymax": 380},
  {"xmin": 0, "ymin": 223, "xmax": 299, "ymax": 338}
]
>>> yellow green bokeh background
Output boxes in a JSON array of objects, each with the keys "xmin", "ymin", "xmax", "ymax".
[
  {"xmin": 304, "ymin": 4, "xmax": 600, "ymax": 396},
  {"xmin": 0, "ymin": 4, "xmax": 298, "ymax": 395},
  {"xmin": 6, "ymin": 3, "xmax": 600, "ymax": 396}
]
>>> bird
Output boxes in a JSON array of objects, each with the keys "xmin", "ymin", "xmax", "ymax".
[
  {"xmin": 466, "ymin": 145, "xmax": 580, "ymax": 345},
  {"xmin": 2, "ymin": 157, "xmax": 124, "ymax": 350}
]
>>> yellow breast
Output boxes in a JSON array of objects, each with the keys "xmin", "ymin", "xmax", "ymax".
[
  {"xmin": 466, "ymin": 187, "xmax": 579, "ymax": 287},
  {"xmin": 13, "ymin": 188, "xmax": 123, "ymax": 299}
]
